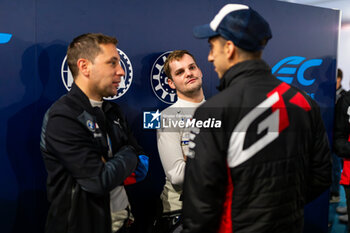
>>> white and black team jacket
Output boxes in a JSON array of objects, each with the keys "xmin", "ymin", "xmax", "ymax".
[{"xmin": 182, "ymin": 60, "xmax": 332, "ymax": 233}]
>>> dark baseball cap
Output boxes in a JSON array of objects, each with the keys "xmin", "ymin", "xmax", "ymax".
[{"xmin": 193, "ymin": 4, "xmax": 272, "ymax": 52}]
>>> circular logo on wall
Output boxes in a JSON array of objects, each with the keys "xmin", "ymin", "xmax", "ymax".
[
  {"xmin": 61, "ymin": 48, "xmax": 133, "ymax": 100},
  {"xmin": 150, "ymin": 51, "xmax": 177, "ymax": 104}
]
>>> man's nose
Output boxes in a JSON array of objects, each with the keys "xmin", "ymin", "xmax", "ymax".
[
  {"xmin": 208, "ymin": 52, "xmax": 213, "ymax": 62},
  {"xmin": 117, "ymin": 62, "xmax": 125, "ymax": 76},
  {"xmin": 184, "ymin": 68, "xmax": 192, "ymax": 78}
]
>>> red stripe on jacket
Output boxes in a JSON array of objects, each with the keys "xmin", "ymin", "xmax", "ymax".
[
  {"xmin": 340, "ymin": 134, "xmax": 350, "ymax": 185},
  {"xmin": 217, "ymin": 165, "xmax": 234, "ymax": 233}
]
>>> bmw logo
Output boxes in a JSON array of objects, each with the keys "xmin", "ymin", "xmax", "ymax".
[{"xmin": 86, "ymin": 120, "xmax": 96, "ymax": 132}]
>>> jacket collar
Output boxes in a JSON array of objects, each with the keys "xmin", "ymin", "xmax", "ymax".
[
  {"xmin": 336, "ymin": 86, "xmax": 344, "ymax": 95},
  {"xmin": 68, "ymin": 82, "xmax": 94, "ymax": 111},
  {"xmin": 68, "ymin": 82, "xmax": 113, "ymax": 114},
  {"xmin": 217, "ymin": 59, "xmax": 271, "ymax": 91}
]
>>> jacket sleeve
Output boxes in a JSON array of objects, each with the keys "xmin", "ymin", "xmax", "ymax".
[
  {"xmin": 182, "ymin": 108, "xmax": 227, "ymax": 233},
  {"xmin": 115, "ymin": 108, "xmax": 149, "ymax": 185},
  {"xmin": 42, "ymin": 110, "xmax": 138, "ymax": 195},
  {"xmin": 334, "ymin": 94, "xmax": 350, "ymax": 158},
  {"xmin": 157, "ymin": 115, "xmax": 186, "ymax": 186},
  {"xmin": 306, "ymin": 101, "xmax": 332, "ymax": 202},
  {"xmin": 115, "ymin": 102, "xmax": 145, "ymax": 155}
]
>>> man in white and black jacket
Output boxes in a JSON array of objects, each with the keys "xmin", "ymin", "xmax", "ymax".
[
  {"xmin": 181, "ymin": 4, "xmax": 332, "ymax": 233},
  {"xmin": 40, "ymin": 33, "xmax": 148, "ymax": 233}
]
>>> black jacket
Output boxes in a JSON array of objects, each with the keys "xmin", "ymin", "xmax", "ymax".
[
  {"xmin": 334, "ymin": 91, "xmax": 350, "ymax": 186},
  {"xmin": 40, "ymin": 83, "xmax": 140, "ymax": 233},
  {"xmin": 334, "ymin": 91, "xmax": 350, "ymax": 159},
  {"xmin": 182, "ymin": 60, "xmax": 332, "ymax": 233}
]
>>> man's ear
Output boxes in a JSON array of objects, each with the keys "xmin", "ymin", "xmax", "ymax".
[
  {"xmin": 168, "ymin": 77, "xmax": 176, "ymax": 89},
  {"xmin": 225, "ymin": 40, "xmax": 235, "ymax": 59},
  {"xmin": 77, "ymin": 58, "xmax": 90, "ymax": 77}
]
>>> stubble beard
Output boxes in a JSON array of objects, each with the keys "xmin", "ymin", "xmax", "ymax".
[{"xmin": 183, "ymin": 80, "xmax": 202, "ymax": 98}]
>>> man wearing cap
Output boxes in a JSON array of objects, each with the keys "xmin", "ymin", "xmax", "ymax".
[{"xmin": 181, "ymin": 4, "xmax": 331, "ymax": 233}]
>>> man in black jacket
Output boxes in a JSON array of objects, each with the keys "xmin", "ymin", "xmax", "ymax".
[
  {"xmin": 330, "ymin": 69, "xmax": 346, "ymax": 203},
  {"xmin": 40, "ymin": 33, "xmax": 147, "ymax": 233},
  {"xmin": 334, "ymin": 85, "xmax": 350, "ymax": 230},
  {"xmin": 181, "ymin": 4, "xmax": 332, "ymax": 233},
  {"xmin": 333, "ymin": 68, "xmax": 349, "ymax": 223}
]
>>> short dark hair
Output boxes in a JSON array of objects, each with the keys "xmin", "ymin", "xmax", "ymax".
[
  {"xmin": 337, "ymin": 68, "xmax": 343, "ymax": 80},
  {"xmin": 213, "ymin": 36, "xmax": 262, "ymax": 59},
  {"xmin": 67, "ymin": 33, "xmax": 118, "ymax": 78},
  {"xmin": 163, "ymin": 50, "xmax": 198, "ymax": 79}
]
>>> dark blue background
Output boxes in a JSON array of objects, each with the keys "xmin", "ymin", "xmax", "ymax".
[{"xmin": 0, "ymin": 0, "xmax": 339, "ymax": 232}]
